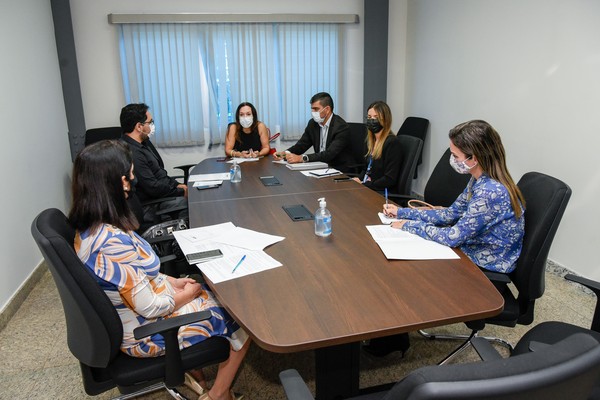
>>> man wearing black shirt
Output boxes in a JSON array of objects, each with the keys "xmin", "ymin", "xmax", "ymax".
[{"xmin": 120, "ymin": 103, "xmax": 187, "ymax": 224}]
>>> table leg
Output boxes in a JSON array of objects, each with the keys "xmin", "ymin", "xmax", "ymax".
[{"xmin": 315, "ymin": 342, "xmax": 360, "ymax": 400}]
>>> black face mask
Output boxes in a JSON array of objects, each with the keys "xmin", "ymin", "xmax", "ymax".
[{"xmin": 366, "ymin": 118, "xmax": 383, "ymax": 134}]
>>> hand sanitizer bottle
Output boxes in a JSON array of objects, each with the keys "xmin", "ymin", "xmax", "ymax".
[
  {"xmin": 314, "ymin": 197, "xmax": 332, "ymax": 237},
  {"xmin": 230, "ymin": 159, "xmax": 242, "ymax": 183}
]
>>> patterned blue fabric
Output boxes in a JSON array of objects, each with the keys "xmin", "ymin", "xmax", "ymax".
[{"xmin": 397, "ymin": 174, "xmax": 524, "ymax": 273}]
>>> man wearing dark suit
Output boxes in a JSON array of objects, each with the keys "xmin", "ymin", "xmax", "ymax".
[
  {"xmin": 274, "ymin": 92, "xmax": 353, "ymax": 172},
  {"xmin": 119, "ymin": 103, "xmax": 187, "ymax": 224}
]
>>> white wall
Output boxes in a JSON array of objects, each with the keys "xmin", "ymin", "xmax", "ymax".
[
  {"xmin": 69, "ymin": 0, "xmax": 364, "ymax": 171},
  {"xmin": 388, "ymin": 0, "xmax": 600, "ymax": 279},
  {"xmin": 0, "ymin": 0, "xmax": 71, "ymax": 311}
]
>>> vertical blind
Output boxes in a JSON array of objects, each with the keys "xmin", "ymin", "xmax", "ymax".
[{"xmin": 119, "ymin": 23, "xmax": 342, "ymax": 147}]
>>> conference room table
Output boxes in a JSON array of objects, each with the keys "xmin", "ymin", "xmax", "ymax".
[{"xmin": 187, "ymin": 157, "xmax": 504, "ymax": 400}]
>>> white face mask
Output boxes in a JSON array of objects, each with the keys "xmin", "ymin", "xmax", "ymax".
[
  {"xmin": 239, "ymin": 116, "xmax": 253, "ymax": 129},
  {"xmin": 312, "ymin": 110, "xmax": 325, "ymax": 124},
  {"xmin": 148, "ymin": 122, "xmax": 155, "ymax": 137},
  {"xmin": 449, "ymin": 153, "xmax": 477, "ymax": 174}
]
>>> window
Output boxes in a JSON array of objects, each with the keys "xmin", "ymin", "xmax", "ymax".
[{"xmin": 119, "ymin": 23, "xmax": 343, "ymax": 147}]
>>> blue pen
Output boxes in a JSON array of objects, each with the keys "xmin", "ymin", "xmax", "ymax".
[
  {"xmin": 385, "ymin": 188, "xmax": 388, "ymax": 206},
  {"xmin": 231, "ymin": 255, "xmax": 247, "ymax": 274}
]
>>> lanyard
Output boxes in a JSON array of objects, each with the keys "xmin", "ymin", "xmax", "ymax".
[{"xmin": 363, "ymin": 156, "xmax": 373, "ymax": 183}]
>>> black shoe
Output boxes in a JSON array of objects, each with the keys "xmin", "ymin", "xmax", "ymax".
[{"xmin": 363, "ymin": 333, "xmax": 410, "ymax": 358}]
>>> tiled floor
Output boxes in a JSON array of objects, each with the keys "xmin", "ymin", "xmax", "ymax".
[{"xmin": 0, "ymin": 264, "xmax": 596, "ymax": 399}]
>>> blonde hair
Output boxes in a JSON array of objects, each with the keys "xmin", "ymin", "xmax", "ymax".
[
  {"xmin": 366, "ymin": 101, "xmax": 394, "ymax": 160},
  {"xmin": 449, "ymin": 120, "xmax": 525, "ymax": 219}
]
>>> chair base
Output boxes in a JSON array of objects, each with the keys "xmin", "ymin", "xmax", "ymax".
[
  {"xmin": 418, "ymin": 329, "xmax": 513, "ymax": 365},
  {"xmin": 113, "ymin": 382, "xmax": 192, "ymax": 400}
]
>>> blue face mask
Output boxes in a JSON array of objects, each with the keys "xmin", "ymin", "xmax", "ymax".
[{"xmin": 449, "ymin": 154, "xmax": 477, "ymax": 174}]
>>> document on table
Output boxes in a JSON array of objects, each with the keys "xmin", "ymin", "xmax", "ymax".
[
  {"xmin": 193, "ymin": 180, "xmax": 222, "ymax": 187},
  {"xmin": 211, "ymin": 226, "xmax": 285, "ymax": 251},
  {"xmin": 301, "ymin": 168, "xmax": 342, "ymax": 178},
  {"xmin": 199, "ymin": 250, "xmax": 282, "ymax": 283},
  {"xmin": 378, "ymin": 212, "xmax": 397, "ymax": 224},
  {"xmin": 285, "ymin": 161, "xmax": 329, "ymax": 170},
  {"xmin": 366, "ymin": 225, "xmax": 459, "ymax": 260},
  {"xmin": 188, "ymin": 172, "xmax": 231, "ymax": 182},
  {"xmin": 172, "ymin": 222, "xmax": 285, "ymax": 281},
  {"xmin": 227, "ymin": 157, "xmax": 260, "ymax": 163},
  {"xmin": 272, "ymin": 160, "xmax": 288, "ymax": 165}
]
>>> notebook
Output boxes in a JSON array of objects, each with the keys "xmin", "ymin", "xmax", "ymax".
[{"xmin": 285, "ymin": 161, "xmax": 329, "ymax": 171}]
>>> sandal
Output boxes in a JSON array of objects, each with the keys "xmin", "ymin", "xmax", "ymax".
[
  {"xmin": 197, "ymin": 390, "xmax": 244, "ymax": 400},
  {"xmin": 184, "ymin": 372, "xmax": 205, "ymax": 396}
]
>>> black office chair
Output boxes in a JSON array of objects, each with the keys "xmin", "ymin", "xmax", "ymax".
[
  {"xmin": 389, "ymin": 135, "xmax": 423, "ymax": 197},
  {"xmin": 346, "ymin": 122, "xmax": 368, "ymax": 174},
  {"xmin": 389, "ymin": 148, "xmax": 471, "ymax": 207},
  {"xmin": 397, "ymin": 117, "xmax": 429, "ymax": 178},
  {"xmin": 31, "ymin": 208, "xmax": 230, "ymax": 398},
  {"xmin": 280, "ymin": 332, "xmax": 600, "ymax": 400},
  {"xmin": 422, "ymin": 172, "xmax": 572, "ymax": 364},
  {"xmin": 84, "ymin": 126, "xmax": 123, "ymax": 146}
]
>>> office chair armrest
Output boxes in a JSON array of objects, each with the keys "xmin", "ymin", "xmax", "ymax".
[
  {"xmin": 565, "ymin": 274, "xmax": 600, "ymax": 296},
  {"xmin": 175, "ymin": 163, "xmax": 196, "ymax": 184},
  {"xmin": 155, "ymin": 204, "xmax": 187, "ymax": 217},
  {"xmin": 565, "ymin": 274, "xmax": 600, "ymax": 332},
  {"xmin": 483, "ymin": 271, "xmax": 512, "ymax": 284},
  {"xmin": 133, "ymin": 310, "xmax": 212, "ymax": 340},
  {"xmin": 134, "ymin": 310, "xmax": 213, "ymax": 388},
  {"xmin": 471, "ymin": 336, "xmax": 502, "ymax": 361},
  {"xmin": 142, "ymin": 196, "xmax": 182, "ymax": 207},
  {"xmin": 279, "ymin": 369, "xmax": 315, "ymax": 400}
]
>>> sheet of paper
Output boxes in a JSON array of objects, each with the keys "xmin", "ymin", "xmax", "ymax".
[
  {"xmin": 188, "ymin": 173, "xmax": 231, "ymax": 182},
  {"xmin": 300, "ymin": 168, "xmax": 342, "ymax": 178},
  {"xmin": 173, "ymin": 222, "xmax": 236, "ymax": 249},
  {"xmin": 366, "ymin": 225, "xmax": 459, "ymax": 260},
  {"xmin": 378, "ymin": 212, "xmax": 397, "ymax": 225},
  {"xmin": 226, "ymin": 157, "xmax": 260, "ymax": 163},
  {"xmin": 211, "ymin": 227, "xmax": 285, "ymax": 251},
  {"xmin": 285, "ymin": 161, "xmax": 329, "ymax": 170},
  {"xmin": 272, "ymin": 160, "xmax": 288, "ymax": 165},
  {"xmin": 196, "ymin": 250, "xmax": 283, "ymax": 283},
  {"xmin": 193, "ymin": 180, "xmax": 222, "ymax": 187}
]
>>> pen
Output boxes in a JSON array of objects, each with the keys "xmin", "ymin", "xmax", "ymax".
[
  {"xmin": 385, "ymin": 188, "xmax": 388, "ymax": 206},
  {"xmin": 231, "ymin": 255, "xmax": 247, "ymax": 274}
]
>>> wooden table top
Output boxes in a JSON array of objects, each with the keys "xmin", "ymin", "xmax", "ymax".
[{"xmin": 187, "ymin": 157, "xmax": 504, "ymax": 353}]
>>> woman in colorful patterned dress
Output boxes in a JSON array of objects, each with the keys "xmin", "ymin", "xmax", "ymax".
[
  {"xmin": 384, "ymin": 119, "xmax": 525, "ymax": 274},
  {"xmin": 69, "ymin": 140, "xmax": 250, "ymax": 400}
]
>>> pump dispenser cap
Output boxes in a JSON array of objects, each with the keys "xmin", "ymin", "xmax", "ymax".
[{"xmin": 318, "ymin": 197, "xmax": 326, "ymax": 208}]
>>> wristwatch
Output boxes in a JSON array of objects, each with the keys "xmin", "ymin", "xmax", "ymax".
[{"xmin": 302, "ymin": 155, "xmax": 309, "ymax": 162}]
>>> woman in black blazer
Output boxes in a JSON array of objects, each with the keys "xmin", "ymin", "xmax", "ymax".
[{"xmin": 353, "ymin": 101, "xmax": 402, "ymax": 192}]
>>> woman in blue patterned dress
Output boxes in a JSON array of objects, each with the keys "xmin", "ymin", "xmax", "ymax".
[
  {"xmin": 69, "ymin": 140, "xmax": 249, "ymax": 400},
  {"xmin": 364, "ymin": 120, "xmax": 526, "ymax": 358},
  {"xmin": 384, "ymin": 119, "xmax": 525, "ymax": 273}
]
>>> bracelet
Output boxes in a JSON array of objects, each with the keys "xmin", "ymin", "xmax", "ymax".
[{"xmin": 231, "ymin": 150, "xmax": 235, "ymax": 157}]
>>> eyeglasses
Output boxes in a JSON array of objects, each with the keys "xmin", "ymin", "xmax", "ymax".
[{"xmin": 141, "ymin": 119, "xmax": 154, "ymax": 126}]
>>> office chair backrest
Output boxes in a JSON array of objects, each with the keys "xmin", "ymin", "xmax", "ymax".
[
  {"xmin": 511, "ymin": 172, "xmax": 571, "ymax": 324},
  {"xmin": 85, "ymin": 126, "xmax": 122, "ymax": 146},
  {"xmin": 347, "ymin": 122, "xmax": 368, "ymax": 167},
  {"xmin": 31, "ymin": 208, "xmax": 123, "ymax": 368},
  {"xmin": 395, "ymin": 135, "xmax": 423, "ymax": 196},
  {"xmin": 423, "ymin": 148, "xmax": 471, "ymax": 207},
  {"xmin": 386, "ymin": 333, "xmax": 600, "ymax": 400},
  {"xmin": 398, "ymin": 117, "xmax": 429, "ymax": 178}
]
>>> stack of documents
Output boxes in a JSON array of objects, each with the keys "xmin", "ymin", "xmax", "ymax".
[
  {"xmin": 227, "ymin": 157, "xmax": 260, "ymax": 163},
  {"xmin": 301, "ymin": 168, "xmax": 342, "ymax": 178},
  {"xmin": 173, "ymin": 222, "xmax": 285, "ymax": 283},
  {"xmin": 285, "ymin": 161, "xmax": 329, "ymax": 171},
  {"xmin": 366, "ymin": 225, "xmax": 459, "ymax": 260}
]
